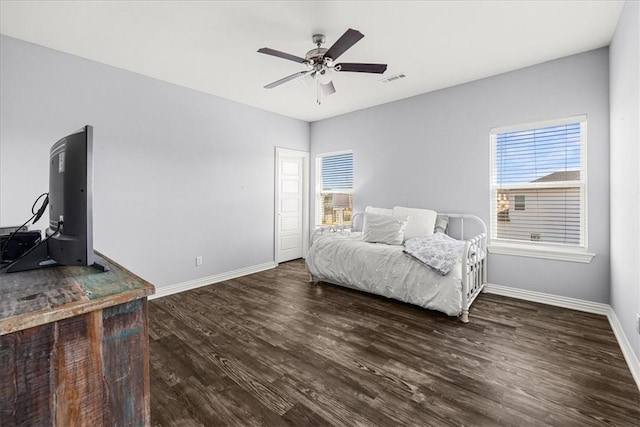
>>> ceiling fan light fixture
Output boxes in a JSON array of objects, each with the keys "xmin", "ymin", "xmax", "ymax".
[
  {"xmin": 320, "ymin": 80, "xmax": 336, "ymax": 96},
  {"xmin": 317, "ymin": 68, "xmax": 333, "ymax": 85}
]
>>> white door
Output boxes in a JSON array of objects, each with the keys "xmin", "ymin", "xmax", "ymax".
[{"xmin": 275, "ymin": 148, "xmax": 309, "ymax": 263}]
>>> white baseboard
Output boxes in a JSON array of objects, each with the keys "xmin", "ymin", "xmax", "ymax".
[
  {"xmin": 150, "ymin": 261, "xmax": 277, "ymax": 300},
  {"xmin": 607, "ymin": 308, "xmax": 640, "ymax": 390},
  {"xmin": 485, "ymin": 283, "xmax": 610, "ymax": 315},
  {"xmin": 485, "ymin": 283, "xmax": 639, "ymax": 391}
]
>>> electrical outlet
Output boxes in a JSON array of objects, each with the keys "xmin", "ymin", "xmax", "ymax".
[{"xmin": 196, "ymin": 256, "xmax": 203, "ymax": 266}]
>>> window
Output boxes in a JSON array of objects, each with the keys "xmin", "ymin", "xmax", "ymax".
[
  {"xmin": 316, "ymin": 151, "xmax": 353, "ymax": 227},
  {"xmin": 490, "ymin": 115, "xmax": 590, "ymax": 260}
]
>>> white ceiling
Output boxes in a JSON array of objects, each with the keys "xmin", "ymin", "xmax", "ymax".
[{"xmin": 0, "ymin": 1, "xmax": 625, "ymax": 122}]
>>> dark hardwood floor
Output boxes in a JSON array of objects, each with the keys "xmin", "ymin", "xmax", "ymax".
[{"xmin": 149, "ymin": 259, "xmax": 640, "ymax": 426}]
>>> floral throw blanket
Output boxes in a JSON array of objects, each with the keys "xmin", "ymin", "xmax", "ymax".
[{"xmin": 403, "ymin": 233, "xmax": 465, "ymax": 276}]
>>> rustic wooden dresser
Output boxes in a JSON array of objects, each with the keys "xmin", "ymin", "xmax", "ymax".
[{"xmin": 0, "ymin": 252, "xmax": 155, "ymax": 426}]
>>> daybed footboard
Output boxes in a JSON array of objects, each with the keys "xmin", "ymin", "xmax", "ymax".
[{"xmin": 442, "ymin": 213, "xmax": 488, "ymax": 323}]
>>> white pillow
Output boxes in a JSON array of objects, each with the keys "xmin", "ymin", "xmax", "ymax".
[
  {"xmin": 392, "ymin": 207, "xmax": 437, "ymax": 240},
  {"xmin": 364, "ymin": 206, "xmax": 393, "ymax": 216},
  {"xmin": 362, "ymin": 213, "xmax": 408, "ymax": 245}
]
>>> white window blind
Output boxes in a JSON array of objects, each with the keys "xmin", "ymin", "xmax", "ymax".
[
  {"xmin": 321, "ymin": 153, "xmax": 353, "ymax": 191},
  {"xmin": 316, "ymin": 151, "xmax": 353, "ymax": 226},
  {"xmin": 490, "ymin": 116, "xmax": 587, "ymax": 247}
]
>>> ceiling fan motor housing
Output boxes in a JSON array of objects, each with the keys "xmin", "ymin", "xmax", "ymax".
[{"xmin": 305, "ymin": 47, "xmax": 329, "ymax": 63}]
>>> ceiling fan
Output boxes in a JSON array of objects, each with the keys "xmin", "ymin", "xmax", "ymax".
[{"xmin": 258, "ymin": 28, "xmax": 387, "ymax": 104}]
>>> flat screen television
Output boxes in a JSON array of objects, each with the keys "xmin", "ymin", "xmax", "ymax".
[{"xmin": 6, "ymin": 125, "xmax": 104, "ymax": 273}]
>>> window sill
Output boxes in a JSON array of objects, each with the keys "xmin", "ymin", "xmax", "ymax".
[
  {"xmin": 488, "ymin": 242, "xmax": 595, "ymax": 263},
  {"xmin": 316, "ymin": 226, "xmax": 351, "ymax": 232}
]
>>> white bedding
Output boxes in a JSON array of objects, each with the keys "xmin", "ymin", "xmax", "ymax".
[{"xmin": 306, "ymin": 231, "xmax": 463, "ymax": 316}]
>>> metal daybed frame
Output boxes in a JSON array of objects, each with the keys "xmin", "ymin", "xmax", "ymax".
[{"xmin": 308, "ymin": 212, "xmax": 487, "ymax": 323}]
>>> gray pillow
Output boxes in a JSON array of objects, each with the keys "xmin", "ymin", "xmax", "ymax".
[
  {"xmin": 362, "ymin": 213, "xmax": 408, "ymax": 245},
  {"xmin": 434, "ymin": 215, "xmax": 449, "ymax": 234}
]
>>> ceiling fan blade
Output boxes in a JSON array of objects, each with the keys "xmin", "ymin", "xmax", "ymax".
[
  {"xmin": 264, "ymin": 70, "xmax": 311, "ymax": 89},
  {"xmin": 258, "ymin": 47, "xmax": 307, "ymax": 64},
  {"xmin": 320, "ymin": 80, "xmax": 336, "ymax": 96},
  {"xmin": 324, "ymin": 28, "xmax": 364, "ymax": 61},
  {"xmin": 334, "ymin": 63, "xmax": 387, "ymax": 74}
]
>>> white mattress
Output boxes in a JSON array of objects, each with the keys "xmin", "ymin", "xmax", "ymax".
[{"xmin": 305, "ymin": 232, "xmax": 463, "ymax": 316}]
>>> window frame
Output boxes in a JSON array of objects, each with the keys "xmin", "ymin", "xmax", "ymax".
[
  {"xmin": 315, "ymin": 150, "xmax": 354, "ymax": 228},
  {"xmin": 488, "ymin": 115, "xmax": 594, "ymax": 263}
]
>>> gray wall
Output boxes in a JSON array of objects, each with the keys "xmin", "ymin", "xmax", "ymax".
[
  {"xmin": 0, "ymin": 35, "xmax": 309, "ymax": 288},
  {"xmin": 610, "ymin": 0, "xmax": 640, "ymax": 365},
  {"xmin": 311, "ymin": 48, "xmax": 610, "ymax": 303}
]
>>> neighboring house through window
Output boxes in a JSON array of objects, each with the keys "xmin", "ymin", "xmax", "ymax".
[
  {"xmin": 316, "ymin": 151, "xmax": 353, "ymax": 227},
  {"xmin": 490, "ymin": 115, "xmax": 588, "ymax": 255}
]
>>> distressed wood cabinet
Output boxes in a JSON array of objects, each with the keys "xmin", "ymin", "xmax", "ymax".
[{"xmin": 0, "ymin": 252, "xmax": 155, "ymax": 426}]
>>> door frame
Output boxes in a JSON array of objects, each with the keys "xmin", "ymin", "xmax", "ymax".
[{"xmin": 274, "ymin": 147, "xmax": 309, "ymax": 264}]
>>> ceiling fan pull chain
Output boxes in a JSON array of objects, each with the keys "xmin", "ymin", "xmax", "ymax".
[{"xmin": 316, "ymin": 78, "xmax": 322, "ymax": 105}]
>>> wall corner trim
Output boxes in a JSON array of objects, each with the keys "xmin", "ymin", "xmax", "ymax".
[
  {"xmin": 485, "ymin": 283, "xmax": 640, "ymax": 391},
  {"xmin": 150, "ymin": 261, "xmax": 277, "ymax": 300},
  {"xmin": 607, "ymin": 307, "xmax": 640, "ymax": 391}
]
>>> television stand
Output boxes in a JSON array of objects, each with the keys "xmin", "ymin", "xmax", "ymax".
[
  {"xmin": 5, "ymin": 240, "xmax": 51, "ymax": 272},
  {"xmin": 0, "ymin": 251, "xmax": 155, "ymax": 426},
  {"xmin": 5, "ymin": 242, "xmax": 110, "ymax": 273}
]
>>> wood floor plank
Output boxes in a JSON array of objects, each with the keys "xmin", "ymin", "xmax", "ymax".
[
  {"xmin": 150, "ymin": 259, "xmax": 640, "ymax": 426},
  {"xmin": 281, "ymin": 403, "xmax": 332, "ymax": 427},
  {"xmin": 149, "ymin": 368, "xmax": 204, "ymax": 427}
]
